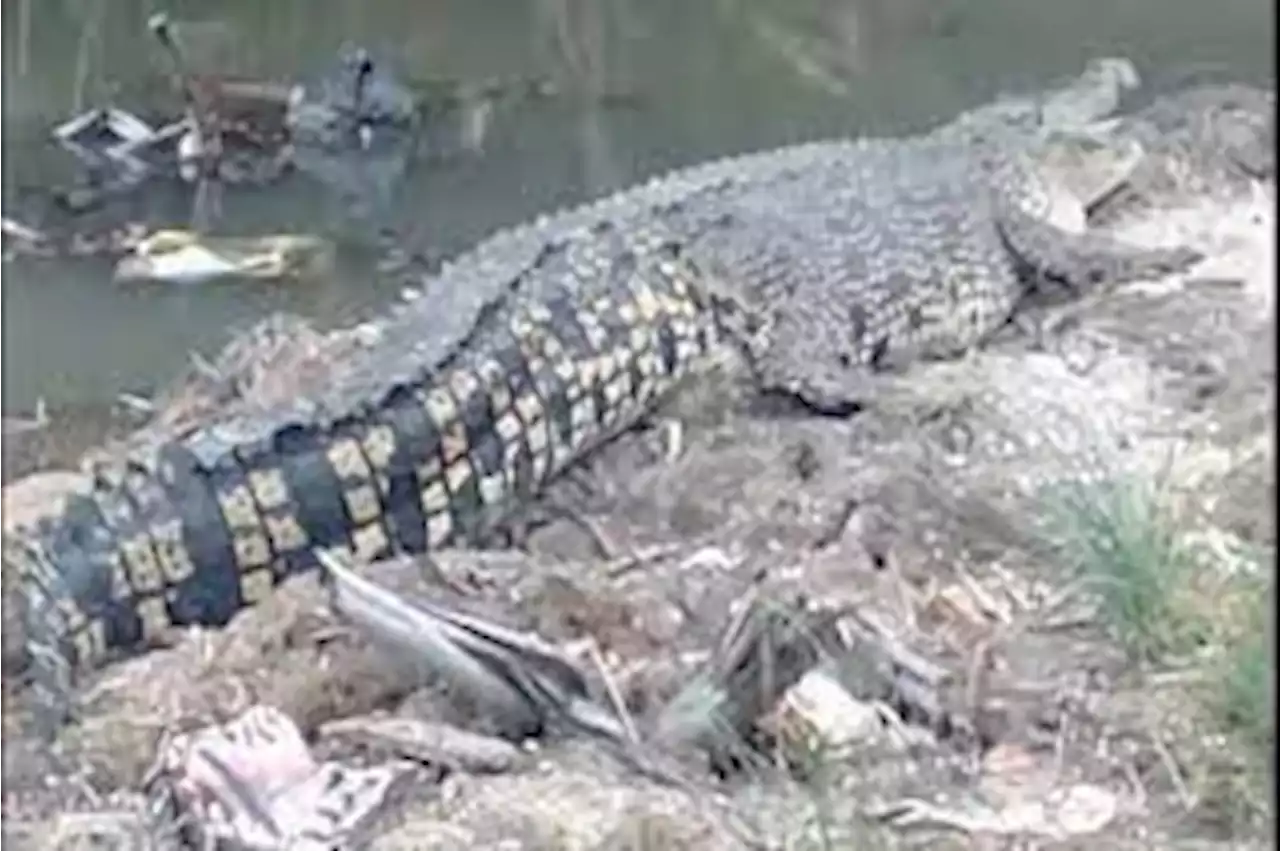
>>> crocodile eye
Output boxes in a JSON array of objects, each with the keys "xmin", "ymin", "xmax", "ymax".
[
  {"xmin": 907, "ymin": 305, "xmax": 926, "ymax": 331},
  {"xmin": 656, "ymin": 240, "xmax": 684, "ymax": 261},
  {"xmin": 868, "ymin": 336, "xmax": 890, "ymax": 368},
  {"xmin": 847, "ymin": 304, "xmax": 870, "ymax": 342}
]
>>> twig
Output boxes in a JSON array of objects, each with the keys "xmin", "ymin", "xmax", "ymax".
[
  {"xmin": 188, "ymin": 350, "xmax": 222, "ymax": 381},
  {"xmin": 582, "ymin": 638, "xmax": 640, "ymax": 745},
  {"xmin": 1151, "ymin": 733, "xmax": 1197, "ymax": 812},
  {"xmin": 889, "ymin": 555, "xmax": 922, "ymax": 633},
  {"xmin": 987, "ymin": 561, "xmax": 1034, "ymax": 612},
  {"xmin": 953, "ymin": 562, "xmax": 1010, "ymax": 624},
  {"xmin": 962, "ymin": 637, "xmax": 994, "ymax": 743},
  {"xmin": 117, "ymin": 393, "xmax": 156, "ymax": 415},
  {"xmin": 1120, "ymin": 757, "xmax": 1149, "ymax": 809},
  {"xmin": 603, "ymin": 542, "xmax": 682, "ymax": 579},
  {"xmin": 2, "ymin": 217, "xmax": 48, "ymax": 245},
  {"xmin": 660, "ymin": 418, "xmax": 684, "ymax": 461},
  {"xmin": 1052, "ymin": 705, "xmax": 1071, "ymax": 780}
]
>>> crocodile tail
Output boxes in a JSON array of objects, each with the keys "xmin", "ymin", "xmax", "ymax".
[
  {"xmin": 997, "ymin": 202, "xmax": 1204, "ymax": 291},
  {"xmin": 10, "ymin": 480, "xmax": 180, "ymax": 738},
  {"xmin": 8, "ymin": 507, "xmax": 111, "ymax": 736}
]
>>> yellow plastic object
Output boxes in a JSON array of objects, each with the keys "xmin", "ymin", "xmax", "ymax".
[{"xmin": 113, "ymin": 229, "xmax": 335, "ymax": 285}]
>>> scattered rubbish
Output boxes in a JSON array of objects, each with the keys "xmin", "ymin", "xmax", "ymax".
[
  {"xmin": 115, "ymin": 392, "xmax": 156, "ymax": 416},
  {"xmin": 53, "ymin": 108, "xmax": 156, "ymax": 165},
  {"xmin": 112, "ymin": 229, "xmax": 335, "ymax": 284},
  {"xmin": 320, "ymin": 547, "xmax": 630, "ymax": 744},
  {"xmin": 763, "ymin": 668, "xmax": 886, "ymax": 762},
  {"xmin": 6, "ymin": 10, "xmax": 644, "ymax": 269},
  {"xmin": 2, "ymin": 217, "xmax": 50, "ymax": 256},
  {"xmin": 321, "ymin": 546, "xmax": 841, "ymax": 783},
  {"xmin": 0, "ymin": 397, "xmax": 49, "ymax": 437},
  {"xmin": 5, "ymin": 14, "xmax": 425, "ymax": 257},
  {"xmin": 146, "ymin": 704, "xmax": 412, "ymax": 849},
  {"xmin": 48, "ymin": 107, "xmax": 193, "ymax": 224}
]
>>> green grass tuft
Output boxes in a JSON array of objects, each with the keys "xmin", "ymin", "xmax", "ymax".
[
  {"xmin": 1036, "ymin": 471, "xmax": 1205, "ymax": 661},
  {"xmin": 1199, "ymin": 565, "xmax": 1274, "ymax": 833},
  {"xmin": 1214, "ymin": 584, "xmax": 1273, "ymax": 753}
]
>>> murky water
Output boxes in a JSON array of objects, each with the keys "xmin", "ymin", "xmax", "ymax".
[{"xmin": 1, "ymin": 0, "xmax": 1273, "ymax": 415}]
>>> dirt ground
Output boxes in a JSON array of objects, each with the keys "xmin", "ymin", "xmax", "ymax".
[{"xmin": 1, "ymin": 185, "xmax": 1274, "ymax": 849}]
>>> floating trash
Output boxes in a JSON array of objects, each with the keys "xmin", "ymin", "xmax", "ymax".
[
  {"xmin": 51, "ymin": 108, "xmax": 185, "ymax": 177},
  {"xmin": 113, "ymin": 229, "xmax": 335, "ymax": 285}
]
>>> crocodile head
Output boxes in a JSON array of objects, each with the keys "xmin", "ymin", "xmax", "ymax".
[
  {"xmin": 1103, "ymin": 84, "xmax": 1273, "ymax": 221},
  {"xmin": 942, "ymin": 57, "xmax": 1143, "ymax": 150},
  {"xmin": 1023, "ymin": 129, "xmax": 1148, "ymax": 233},
  {"xmin": 1025, "ymin": 82, "xmax": 1276, "ymax": 228},
  {"xmin": 1036, "ymin": 57, "xmax": 1143, "ymax": 130}
]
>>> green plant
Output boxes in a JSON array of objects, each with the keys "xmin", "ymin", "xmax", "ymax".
[{"xmin": 1037, "ymin": 471, "xmax": 1205, "ymax": 661}]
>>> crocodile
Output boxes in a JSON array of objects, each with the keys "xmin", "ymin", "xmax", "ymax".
[
  {"xmin": 1079, "ymin": 82, "xmax": 1275, "ymax": 225},
  {"xmin": 8, "ymin": 58, "xmax": 1204, "ymax": 732}
]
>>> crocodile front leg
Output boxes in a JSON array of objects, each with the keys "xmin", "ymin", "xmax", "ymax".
[{"xmin": 996, "ymin": 200, "xmax": 1204, "ymax": 293}]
